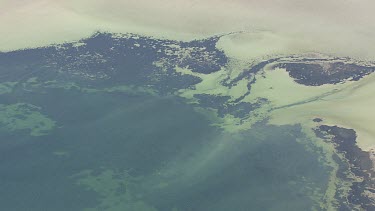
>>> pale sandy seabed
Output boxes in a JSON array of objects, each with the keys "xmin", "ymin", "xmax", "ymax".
[
  {"xmin": 1, "ymin": 0, "xmax": 375, "ymax": 59},
  {"xmin": 185, "ymin": 35, "xmax": 375, "ymax": 152}
]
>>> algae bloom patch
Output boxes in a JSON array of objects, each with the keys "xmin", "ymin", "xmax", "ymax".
[{"xmin": 0, "ymin": 103, "xmax": 55, "ymax": 136}]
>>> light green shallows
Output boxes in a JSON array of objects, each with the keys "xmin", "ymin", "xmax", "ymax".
[{"xmin": 0, "ymin": 103, "xmax": 55, "ymax": 136}]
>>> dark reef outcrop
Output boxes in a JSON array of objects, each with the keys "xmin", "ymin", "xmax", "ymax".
[
  {"xmin": 0, "ymin": 32, "xmax": 228, "ymax": 95},
  {"xmin": 277, "ymin": 61, "xmax": 375, "ymax": 86},
  {"xmin": 315, "ymin": 125, "xmax": 375, "ymax": 210}
]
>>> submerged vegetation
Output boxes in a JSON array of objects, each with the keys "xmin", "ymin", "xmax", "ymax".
[{"xmin": 0, "ymin": 32, "xmax": 374, "ymax": 210}]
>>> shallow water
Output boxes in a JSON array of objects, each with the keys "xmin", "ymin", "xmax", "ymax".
[
  {"xmin": 0, "ymin": 31, "xmax": 347, "ymax": 210},
  {"xmin": 0, "ymin": 87, "xmax": 330, "ymax": 211}
]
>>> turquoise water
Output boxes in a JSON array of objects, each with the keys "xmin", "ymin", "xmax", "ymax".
[{"xmin": 0, "ymin": 87, "xmax": 330, "ymax": 210}]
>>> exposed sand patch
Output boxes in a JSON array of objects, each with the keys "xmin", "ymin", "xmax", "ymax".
[{"xmin": 216, "ymin": 31, "xmax": 308, "ymax": 61}]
